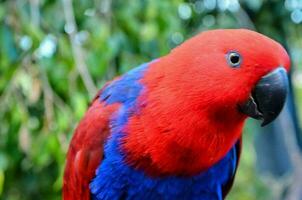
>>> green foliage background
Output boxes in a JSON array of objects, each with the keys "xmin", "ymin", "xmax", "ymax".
[{"xmin": 0, "ymin": 0, "xmax": 301, "ymax": 199}]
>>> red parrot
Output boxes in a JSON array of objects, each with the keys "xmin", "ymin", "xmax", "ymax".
[{"xmin": 63, "ymin": 29, "xmax": 290, "ymax": 200}]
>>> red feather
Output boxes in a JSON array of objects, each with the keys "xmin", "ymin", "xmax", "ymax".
[{"xmin": 63, "ymin": 91, "xmax": 119, "ymax": 200}]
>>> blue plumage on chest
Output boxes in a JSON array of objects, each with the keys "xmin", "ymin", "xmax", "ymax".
[
  {"xmin": 90, "ymin": 141, "xmax": 237, "ymax": 200},
  {"xmin": 90, "ymin": 61, "xmax": 238, "ymax": 200}
]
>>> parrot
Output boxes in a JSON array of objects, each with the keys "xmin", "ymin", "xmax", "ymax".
[{"xmin": 63, "ymin": 29, "xmax": 290, "ymax": 200}]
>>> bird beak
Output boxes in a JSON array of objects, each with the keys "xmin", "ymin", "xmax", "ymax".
[{"xmin": 239, "ymin": 67, "xmax": 289, "ymax": 126}]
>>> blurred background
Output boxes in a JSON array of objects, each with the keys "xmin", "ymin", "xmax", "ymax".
[{"xmin": 0, "ymin": 0, "xmax": 302, "ymax": 199}]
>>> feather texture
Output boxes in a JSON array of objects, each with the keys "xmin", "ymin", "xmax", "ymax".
[
  {"xmin": 63, "ymin": 89, "xmax": 120, "ymax": 200},
  {"xmin": 63, "ymin": 29, "xmax": 290, "ymax": 200}
]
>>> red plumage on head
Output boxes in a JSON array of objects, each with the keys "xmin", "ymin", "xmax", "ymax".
[{"xmin": 121, "ymin": 29, "xmax": 290, "ymax": 176}]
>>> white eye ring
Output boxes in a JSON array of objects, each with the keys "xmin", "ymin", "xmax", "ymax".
[{"xmin": 227, "ymin": 51, "xmax": 242, "ymax": 68}]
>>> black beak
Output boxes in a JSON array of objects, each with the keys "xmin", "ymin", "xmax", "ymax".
[{"xmin": 239, "ymin": 67, "xmax": 289, "ymax": 126}]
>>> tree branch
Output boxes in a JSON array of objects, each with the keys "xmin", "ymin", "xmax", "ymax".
[{"xmin": 62, "ymin": 0, "xmax": 97, "ymax": 98}]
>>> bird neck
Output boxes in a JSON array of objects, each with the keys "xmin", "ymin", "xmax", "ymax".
[{"xmin": 119, "ymin": 60, "xmax": 246, "ymax": 176}]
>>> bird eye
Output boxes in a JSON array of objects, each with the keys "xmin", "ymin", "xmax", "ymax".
[{"xmin": 227, "ymin": 51, "xmax": 242, "ymax": 68}]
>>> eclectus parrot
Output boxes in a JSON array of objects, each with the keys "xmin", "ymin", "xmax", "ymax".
[{"xmin": 63, "ymin": 29, "xmax": 290, "ymax": 200}]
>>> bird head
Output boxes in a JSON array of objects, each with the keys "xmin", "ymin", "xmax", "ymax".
[{"xmin": 164, "ymin": 29, "xmax": 290, "ymax": 126}]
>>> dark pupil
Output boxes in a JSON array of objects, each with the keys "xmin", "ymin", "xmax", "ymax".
[{"xmin": 230, "ymin": 55, "xmax": 240, "ymax": 64}]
